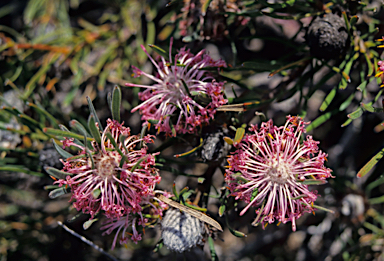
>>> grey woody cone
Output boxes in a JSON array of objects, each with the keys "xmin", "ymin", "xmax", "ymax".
[
  {"xmin": 161, "ymin": 208, "xmax": 205, "ymax": 253},
  {"xmin": 306, "ymin": 13, "xmax": 349, "ymax": 60}
]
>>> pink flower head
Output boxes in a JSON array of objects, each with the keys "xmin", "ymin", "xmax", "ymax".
[
  {"xmin": 125, "ymin": 38, "xmax": 228, "ymax": 136},
  {"xmin": 56, "ymin": 119, "xmax": 160, "ymax": 219},
  {"xmin": 225, "ymin": 116, "xmax": 333, "ymax": 231},
  {"xmin": 375, "ymin": 60, "xmax": 384, "ymax": 87}
]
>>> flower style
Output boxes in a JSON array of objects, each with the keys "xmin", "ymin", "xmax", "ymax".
[
  {"xmin": 55, "ymin": 119, "xmax": 160, "ymax": 219},
  {"xmin": 225, "ymin": 116, "xmax": 333, "ymax": 231},
  {"xmin": 375, "ymin": 37, "xmax": 384, "ymax": 87},
  {"xmin": 376, "ymin": 60, "xmax": 384, "ymax": 87},
  {"xmin": 125, "ymin": 38, "xmax": 227, "ymax": 136},
  {"xmin": 101, "ymin": 195, "xmax": 166, "ymax": 249}
]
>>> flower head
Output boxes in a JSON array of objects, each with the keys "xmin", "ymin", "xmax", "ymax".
[
  {"xmin": 376, "ymin": 60, "xmax": 384, "ymax": 87},
  {"xmin": 126, "ymin": 38, "xmax": 227, "ymax": 136},
  {"xmin": 225, "ymin": 116, "xmax": 333, "ymax": 231},
  {"xmin": 375, "ymin": 37, "xmax": 384, "ymax": 87},
  {"xmin": 55, "ymin": 119, "xmax": 160, "ymax": 219}
]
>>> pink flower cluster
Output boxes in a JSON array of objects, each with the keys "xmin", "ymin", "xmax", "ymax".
[
  {"xmin": 126, "ymin": 39, "xmax": 227, "ymax": 136},
  {"xmin": 225, "ymin": 116, "xmax": 333, "ymax": 231},
  {"xmin": 55, "ymin": 119, "xmax": 164, "ymax": 248}
]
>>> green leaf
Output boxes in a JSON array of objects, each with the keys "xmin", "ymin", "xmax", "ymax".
[
  {"xmin": 105, "ymin": 132, "xmax": 127, "ymax": 168},
  {"xmin": 45, "ymin": 167, "xmax": 72, "ymax": 179},
  {"xmin": 0, "ymin": 166, "xmax": 43, "ymax": 177},
  {"xmin": 225, "ymin": 215, "xmax": 246, "ymax": 237},
  {"xmin": 357, "ymin": 149, "xmax": 384, "ymax": 178},
  {"xmin": 49, "ymin": 187, "xmax": 69, "ymax": 199},
  {"xmin": 250, "ymin": 187, "xmax": 258, "ymax": 201},
  {"xmin": 52, "ymin": 138, "xmax": 73, "ymax": 158},
  {"xmin": 361, "ymin": 102, "xmax": 375, "ymax": 113},
  {"xmin": 88, "ymin": 115, "xmax": 102, "ymax": 145},
  {"xmin": 86, "ymin": 96, "xmax": 103, "ymax": 132},
  {"xmin": 338, "ymin": 53, "xmax": 358, "ymax": 90},
  {"xmin": 83, "ymin": 218, "xmax": 98, "ymax": 230},
  {"xmin": 111, "ymin": 85, "xmax": 121, "ymax": 122},
  {"xmin": 234, "ymin": 124, "xmax": 246, "ymax": 144},
  {"xmin": 219, "ymin": 205, "xmax": 226, "ymax": 217},
  {"xmin": 130, "ymin": 155, "xmax": 149, "ymax": 172},
  {"xmin": 148, "ymin": 43, "xmax": 168, "ymax": 59},
  {"xmin": 347, "ymin": 107, "xmax": 363, "ymax": 120},
  {"xmin": 174, "ymin": 138, "xmax": 203, "ymax": 158},
  {"xmin": 306, "ymin": 111, "xmax": 334, "ymax": 132},
  {"xmin": 208, "ymin": 236, "xmax": 219, "ymax": 261},
  {"xmin": 298, "ymin": 179, "xmax": 327, "ymax": 185},
  {"xmin": 364, "ymin": 53, "xmax": 374, "ymax": 77},
  {"xmin": 223, "ymin": 136, "xmax": 233, "ymax": 145},
  {"xmin": 22, "ymin": 53, "xmax": 61, "ymax": 99},
  {"xmin": 172, "ymin": 182, "xmax": 179, "ymax": 201},
  {"xmin": 339, "ymin": 94, "xmax": 354, "ymax": 111},
  {"xmin": 92, "ymin": 189, "xmax": 101, "ymax": 199},
  {"xmin": 366, "ymin": 175, "xmax": 384, "ymax": 197},
  {"xmin": 27, "ymin": 102, "xmax": 59, "ymax": 128},
  {"xmin": 107, "ymin": 91, "xmax": 112, "ymax": 115},
  {"xmin": 341, "ymin": 118, "xmax": 353, "ymax": 127},
  {"xmin": 369, "ymin": 196, "xmax": 384, "ymax": 205},
  {"xmin": 169, "ymin": 120, "xmax": 176, "ymax": 137},
  {"xmin": 83, "ymin": 218, "xmax": 99, "ymax": 230},
  {"xmin": 350, "ymin": 15, "xmax": 359, "ymax": 27},
  {"xmin": 45, "ymin": 128, "xmax": 93, "ymax": 142},
  {"xmin": 319, "ymin": 87, "xmax": 336, "ymax": 112},
  {"xmin": 70, "ymin": 120, "xmax": 94, "ymax": 168}
]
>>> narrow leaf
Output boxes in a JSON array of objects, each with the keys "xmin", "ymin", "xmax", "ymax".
[
  {"xmin": 83, "ymin": 218, "xmax": 98, "ymax": 230},
  {"xmin": 234, "ymin": 124, "xmax": 246, "ymax": 144},
  {"xmin": 88, "ymin": 115, "xmax": 102, "ymax": 145},
  {"xmin": 49, "ymin": 187, "xmax": 68, "ymax": 198},
  {"xmin": 174, "ymin": 138, "xmax": 203, "ymax": 158},
  {"xmin": 306, "ymin": 111, "xmax": 334, "ymax": 132},
  {"xmin": 111, "ymin": 86, "xmax": 121, "ymax": 122},
  {"xmin": 45, "ymin": 166, "xmax": 71, "ymax": 179},
  {"xmin": 208, "ymin": 236, "xmax": 219, "ymax": 261},
  {"xmin": 369, "ymin": 196, "xmax": 384, "ymax": 205},
  {"xmin": 320, "ymin": 87, "xmax": 336, "ymax": 112},
  {"xmin": 86, "ymin": 96, "xmax": 103, "ymax": 132},
  {"xmin": 357, "ymin": 149, "xmax": 384, "ymax": 178},
  {"xmin": 361, "ymin": 102, "xmax": 375, "ymax": 113},
  {"xmin": 347, "ymin": 107, "xmax": 363, "ymax": 120},
  {"xmin": 52, "ymin": 139, "xmax": 73, "ymax": 158}
]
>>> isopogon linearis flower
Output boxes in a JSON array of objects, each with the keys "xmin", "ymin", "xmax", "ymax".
[
  {"xmin": 225, "ymin": 116, "xmax": 333, "ymax": 231},
  {"xmin": 375, "ymin": 37, "xmax": 384, "ymax": 87},
  {"xmin": 125, "ymin": 38, "xmax": 227, "ymax": 136},
  {"xmin": 55, "ymin": 119, "xmax": 161, "ymax": 220},
  {"xmin": 375, "ymin": 60, "xmax": 384, "ymax": 87}
]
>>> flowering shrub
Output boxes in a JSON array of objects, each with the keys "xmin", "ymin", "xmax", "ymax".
[
  {"xmin": 126, "ymin": 38, "xmax": 227, "ymax": 136},
  {"xmin": 5, "ymin": 1, "xmax": 384, "ymax": 259},
  {"xmin": 54, "ymin": 118, "xmax": 164, "ymax": 248},
  {"xmin": 225, "ymin": 116, "xmax": 333, "ymax": 230}
]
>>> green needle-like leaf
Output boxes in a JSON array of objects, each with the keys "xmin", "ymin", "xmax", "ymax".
[
  {"xmin": 111, "ymin": 85, "xmax": 121, "ymax": 122},
  {"xmin": 88, "ymin": 115, "xmax": 102, "ymax": 145},
  {"xmin": 86, "ymin": 96, "xmax": 103, "ymax": 132},
  {"xmin": 51, "ymin": 138, "xmax": 73, "ymax": 158}
]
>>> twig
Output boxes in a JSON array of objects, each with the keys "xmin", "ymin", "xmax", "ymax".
[{"xmin": 57, "ymin": 221, "xmax": 119, "ymax": 261}]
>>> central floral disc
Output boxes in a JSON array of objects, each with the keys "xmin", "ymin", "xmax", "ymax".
[
  {"xmin": 266, "ymin": 158, "xmax": 291, "ymax": 185},
  {"xmin": 94, "ymin": 153, "xmax": 118, "ymax": 179}
]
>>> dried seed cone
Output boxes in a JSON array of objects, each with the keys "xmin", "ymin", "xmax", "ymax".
[
  {"xmin": 306, "ymin": 13, "xmax": 349, "ymax": 60},
  {"xmin": 161, "ymin": 208, "xmax": 205, "ymax": 253}
]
